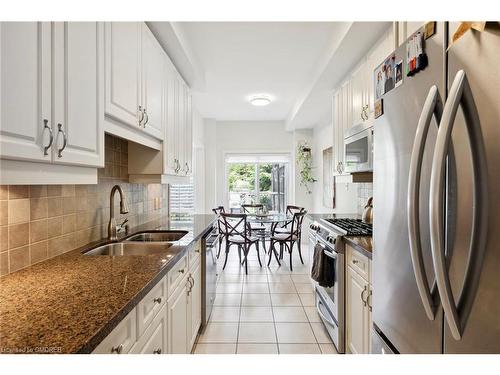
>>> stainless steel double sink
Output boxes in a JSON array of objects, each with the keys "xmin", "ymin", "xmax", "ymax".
[{"xmin": 83, "ymin": 230, "xmax": 188, "ymax": 256}]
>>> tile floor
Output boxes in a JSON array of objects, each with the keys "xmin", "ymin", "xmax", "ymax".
[{"xmin": 194, "ymin": 240, "xmax": 337, "ymax": 354}]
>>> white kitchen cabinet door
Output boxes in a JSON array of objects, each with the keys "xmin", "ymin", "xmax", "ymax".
[
  {"xmin": 52, "ymin": 22, "xmax": 103, "ymax": 167},
  {"xmin": 0, "ymin": 22, "xmax": 52, "ymax": 163},
  {"xmin": 346, "ymin": 266, "xmax": 370, "ymax": 354},
  {"xmin": 332, "ymin": 90, "xmax": 342, "ymax": 176},
  {"xmin": 167, "ymin": 278, "xmax": 189, "ymax": 353},
  {"xmin": 177, "ymin": 78, "xmax": 186, "ymax": 174},
  {"xmin": 104, "ymin": 22, "xmax": 141, "ymax": 129},
  {"xmin": 131, "ymin": 304, "xmax": 167, "ymax": 354},
  {"xmin": 141, "ymin": 24, "xmax": 164, "ymax": 140},
  {"xmin": 187, "ymin": 261, "xmax": 202, "ymax": 351},
  {"xmin": 350, "ymin": 62, "xmax": 366, "ymax": 127},
  {"xmin": 184, "ymin": 91, "xmax": 193, "ymax": 176},
  {"xmin": 164, "ymin": 65, "xmax": 178, "ymax": 175}
]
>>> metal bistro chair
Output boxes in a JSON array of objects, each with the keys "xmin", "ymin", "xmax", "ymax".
[
  {"xmin": 241, "ymin": 203, "xmax": 267, "ymax": 251},
  {"xmin": 268, "ymin": 210, "xmax": 307, "ymax": 271},
  {"xmin": 219, "ymin": 213, "xmax": 261, "ymax": 275},
  {"xmin": 212, "ymin": 206, "xmax": 226, "ymax": 259},
  {"xmin": 275, "ymin": 205, "xmax": 305, "ymax": 234}
]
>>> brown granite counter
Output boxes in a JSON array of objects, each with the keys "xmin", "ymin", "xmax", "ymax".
[
  {"xmin": 344, "ymin": 236, "xmax": 373, "ymax": 259},
  {"xmin": 0, "ymin": 214, "xmax": 215, "ymax": 354}
]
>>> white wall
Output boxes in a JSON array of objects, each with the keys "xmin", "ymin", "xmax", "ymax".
[
  {"xmin": 192, "ymin": 109, "xmax": 206, "ymax": 214},
  {"xmin": 311, "ymin": 122, "xmax": 357, "ymax": 214},
  {"xmin": 212, "ymin": 121, "xmax": 294, "ymax": 210}
]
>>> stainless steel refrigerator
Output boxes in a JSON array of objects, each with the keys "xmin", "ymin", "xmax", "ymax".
[{"xmin": 372, "ymin": 22, "xmax": 500, "ymax": 354}]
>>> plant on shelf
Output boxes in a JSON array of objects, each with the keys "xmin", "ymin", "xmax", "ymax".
[{"xmin": 296, "ymin": 141, "xmax": 317, "ymax": 194}]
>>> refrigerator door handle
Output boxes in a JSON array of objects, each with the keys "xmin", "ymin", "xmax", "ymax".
[
  {"xmin": 408, "ymin": 85, "xmax": 442, "ymax": 321},
  {"xmin": 430, "ymin": 70, "xmax": 488, "ymax": 341}
]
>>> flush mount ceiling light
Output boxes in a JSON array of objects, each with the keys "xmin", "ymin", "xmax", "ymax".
[{"xmin": 249, "ymin": 94, "xmax": 273, "ymax": 106}]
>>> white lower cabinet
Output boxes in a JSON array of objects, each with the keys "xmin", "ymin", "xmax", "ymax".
[
  {"xmin": 187, "ymin": 261, "xmax": 202, "ymax": 350},
  {"xmin": 93, "ymin": 253, "xmax": 201, "ymax": 354},
  {"xmin": 167, "ymin": 275, "xmax": 189, "ymax": 354},
  {"xmin": 93, "ymin": 308, "xmax": 137, "ymax": 354},
  {"xmin": 346, "ymin": 245, "xmax": 372, "ymax": 354},
  {"xmin": 131, "ymin": 304, "xmax": 167, "ymax": 354}
]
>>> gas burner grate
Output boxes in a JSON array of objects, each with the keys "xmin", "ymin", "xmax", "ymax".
[{"xmin": 322, "ymin": 218, "xmax": 372, "ymax": 236}]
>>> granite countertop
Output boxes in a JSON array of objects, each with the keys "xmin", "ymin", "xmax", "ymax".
[
  {"xmin": 306, "ymin": 213, "xmax": 373, "ymax": 259},
  {"xmin": 0, "ymin": 214, "xmax": 215, "ymax": 354}
]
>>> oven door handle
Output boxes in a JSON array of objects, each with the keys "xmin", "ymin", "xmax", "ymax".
[
  {"xmin": 323, "ymin": 248, "xmax": 337, "ymax": 260},
  {"xmin": 316, "ymin": 297, "xmax": 337, "ymax": 327}
]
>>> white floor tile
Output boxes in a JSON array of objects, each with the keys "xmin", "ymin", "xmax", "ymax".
[
  {"xmin": 236, "ymin": 343, "xmax": 278, "ymax": 354},
  {"xmin": 240, "ymin": 306, "xmax": 274, "ymax": 322},
  {"xmin": 310, "ymin": 322, "xmax": 333, "ymax": 344},
  {"xmin": 243, "ymin": 274, "xmax": 268, "ymax": 283},
  {"xmin": 217, "ymin": 283, "xmax": 243, "ymax": 294},
  {"xmin": 238, "ymin": 322, "xmax": 277, "ymax": 343},
  {"xmin": 275, "ymin": 322, "xmax": 317, "ymax": 344},
  {"xmin": 242, "ymin": 283, "xmax": 269, "ymax": 294},
  {"xmin": 278, "ymin": 343, "xmax": 321, "ymax": 354},
  {"xmin": 198, "ymin": 322, "xmax": 239, "ymax": 343},
  {"xmin": 242, "ymin": 293, "xmax": 272, "ymax": 306},
  {"xmin": 218, "ymin": 274, "xmax": 245, "ymax": 283},
  {"xmin": 210, "ymin": 306, "xmax": 241, "ymax": 322},
  {"xmin": 299, "ymin": 293, "xmax": 315, "ymax": 307},
  {"xmin": 271, "ymin": 293, "xmax": 301, "ymax": 306},
  {"xmin": 267, "ymin": 274, "xmax": 292, "ymax": 283},
  {"xmin": 294, "ymin": 283, "xmax": 315, "ymax": 294},
  {"xmin": 319, "ymin": 343, "xmax": 338, "ymax": 354},
  {"xmin": 213, "ymin": 293, "xmax": 241, "ymax": 306},
  {"xmin": 304, "ymin": 306, "xmax": 321, "ymax": 322},
  {"xmin": 269, "ymin": 282, "xmax": 297, "ymax": 294},
  {"xmin": 291, "ymin": 275, "xmax": 312, "ymax": 284},
  {"xmin": 194, "ymin": 343, "xmax": 237, "ymax": 354},
  {"xmin": 273, "ymin": 306, "xmax": 308, "ymax": 322}
]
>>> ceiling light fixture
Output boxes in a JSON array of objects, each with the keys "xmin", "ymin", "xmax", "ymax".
[{"xmin": 249, "ymin": 94, "xmax": 272, "ymax": 106}]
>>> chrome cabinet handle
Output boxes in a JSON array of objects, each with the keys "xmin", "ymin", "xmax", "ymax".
[
  {"xmin": 138, "ymin": 106, "xmax": 145, "ymax": 127},
  {"xmin": 153, "ymin": 297, "xmax": 162, "ymax": 304},
  {"xmin": 143, "ymin": 108, "xmax": 149, "ymax": 126},
  {"xmin": 42, "ymin": 119, "xmax": 53, "ymax": 156},
  {"xmin": 153, "ymin": 348, "xmax": 162, "ymax": 354},
  {"xmin": 111, "ymin": 344, "xmax": 123, "ymax": 354},
  {"xmin": 185, "ymin": 162, "xmax": 189, "ymax": 175},
  {"xmin": 57, "ymin": 123, "xmax": 67, "ymax": 158},
  {"xmin": 430, "ymin": 70, "xmax": 488, "ymax": 341},
  {"xmin": 408, "ymin": 85, "xmax": 442, "ymax": 321},
  {"xmin": 367, "ymin": 290, "xmax": 372, "ymax": 312},
  {"xmin": 361, "ymin": 285, "xmax": 368, "ymax": 307}
]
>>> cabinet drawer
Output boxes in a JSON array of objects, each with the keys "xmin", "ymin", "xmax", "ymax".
[
  {"xmin": 188, "ymin": 240, "xmax": 201, "ymax": 269},
  {"xmin": 136, "ymin": 276, "xmax": 167, "ymax": 337},
  {"xmin": 167, "ymin": 255, "xmax": 188, "ymax": 296},
  {"xmin": 131, "ymin": 304, "xmax": 166, "ymax": 354},
  {"xmin": 346, "ymin": 244, "xmax": 371, "ymax": 282},
  {"xmin": 92, "ymin": 308, "xmax": 137, "ymax": 354}
]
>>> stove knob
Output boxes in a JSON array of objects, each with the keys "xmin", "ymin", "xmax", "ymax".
[{"xmin": 326, "ymin": 235, "xmax": 335, "ymax": 244}]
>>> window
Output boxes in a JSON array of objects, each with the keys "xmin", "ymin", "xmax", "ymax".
[
  {"xmin": 169, "ymin": 183, "xmax": 195, "ymax": 216},
  {"xmin": 225, "ymin": 154, "xmax": 290, "ymax": 212}
]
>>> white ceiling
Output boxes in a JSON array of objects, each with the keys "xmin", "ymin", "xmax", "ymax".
[{"xmin": 174, "ymin": 22, "xmax": 347, "ymax": 122}]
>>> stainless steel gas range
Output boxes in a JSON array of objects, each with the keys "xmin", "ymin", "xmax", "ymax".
[{"xmin": 309, "ymin": 217, "xmax": 372, "ymax": 353}]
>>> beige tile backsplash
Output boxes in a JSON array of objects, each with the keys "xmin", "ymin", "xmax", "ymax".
[{"xmin": 0, "ymin": 134, "xmax": 169, "ymax": 276}]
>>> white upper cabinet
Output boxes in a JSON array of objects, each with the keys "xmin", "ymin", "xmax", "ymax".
[
  {"xmin": 350, "ymin": 62, "xmax": 367, "ymax": 127},
  {"xmin": 164, "ymin": 63, "xmax": 178, "ymax": 176},
  {"xmin": 141, "ymin": 25, "xmax": 165, "ymax": 140},
  {"xmin": 52, "ymin": 22, "xmax": 103, "ymax": 167},
  {"xmin": 0, "ymin": 22, "xmax": 52, "ymax": 163},
  {"xmin": 104, "ymin": 22, "xmax": 141, "ymax": 129}
]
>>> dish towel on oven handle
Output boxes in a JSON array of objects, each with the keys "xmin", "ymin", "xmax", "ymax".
[{"xmin": 310, "ymin": 242, "xmax": 335, "ymax": 288}]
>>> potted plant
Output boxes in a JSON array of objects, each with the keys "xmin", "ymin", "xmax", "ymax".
[{"xmin": 296, "ymin": 141, "xmax": 317, "ymax": 194}]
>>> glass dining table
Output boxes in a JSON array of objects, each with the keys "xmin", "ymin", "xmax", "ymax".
[{"xmin": 245, "ymin": 213, "xmax": 292, "ymax": 264}]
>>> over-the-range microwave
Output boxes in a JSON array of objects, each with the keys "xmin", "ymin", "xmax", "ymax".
[{"xmin": 344, "ymin": 122, "xmax": 373, "ymax": 173}]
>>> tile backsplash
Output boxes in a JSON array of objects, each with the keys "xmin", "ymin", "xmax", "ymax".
[
  {"xmin": 357, "ymin": 183, "xmax": 373, "ymax": 216},
  {"xmin": 0, "ymin": 134, "xmax": 168, "ymax": 276}
]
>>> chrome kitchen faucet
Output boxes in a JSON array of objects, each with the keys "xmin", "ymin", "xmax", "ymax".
[{"xmin": 108, "ymin": 185, "xmax": 129, "ymax": 241}]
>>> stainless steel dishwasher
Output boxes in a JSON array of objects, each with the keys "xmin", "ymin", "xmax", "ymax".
[{"xmin": 201, "ymin": 226, "xmax": 219, "ymax": 327}]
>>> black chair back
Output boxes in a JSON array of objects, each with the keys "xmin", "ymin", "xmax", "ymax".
[
  {"xmin": 219, "ymin": 213, "xmax": 252, "ymax": 242},
  {"xmin": 212, "ymin": 206, "xmax": 225, "ymax": 235}
]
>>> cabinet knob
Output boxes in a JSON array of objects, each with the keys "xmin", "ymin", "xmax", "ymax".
[
  {"xmin": 352, "ymin": 259, "xmax": 359, "ymax": 264},
  {"xmin": 178, "ymin": 269, "xmax": 185, "ymax": 274},
  {"xmin": 153, "ymin": 348, "xmax": 162, "ymax": 354},
  {"xmin": 111, "ymin": 344, "xmax": 124, "ymax": 354},
  {"xmin": 153, "ymin": 297, "xmax": 162, "ymax": 304}
]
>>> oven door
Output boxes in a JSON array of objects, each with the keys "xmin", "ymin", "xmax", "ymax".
[
  {"xmin": 344, "ymin": 125, "xmax": 373, "ymax": 173},
  {"xmin": 314, "ymin": 239, "xmax": 342, "ymax": 318}
]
